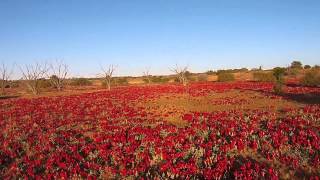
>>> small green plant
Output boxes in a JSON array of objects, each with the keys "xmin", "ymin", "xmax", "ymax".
[
  {"xmin": 301, "ymin": 69, "xmax": 320, "ymax": 87},
  {"xmin": 217, "ymin": 73, "xmax": 235, "ymax": 82},
  {"xmin": 151, "ymin": 76, "xmax": 170, "ymax": 83},
  {"xmin": 272, "ymin": 67, "xmax": 286, "ymax": 94},
  {"xmin": 70, "ymin": 78, "xmax": 92, "ymax": 86},
  {"xmin": 253, "ymin": 71, "xmax": 275, "ymax": 82}
]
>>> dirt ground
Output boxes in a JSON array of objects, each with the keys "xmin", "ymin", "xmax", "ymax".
[{"xmin": 138, "ymin": 89, "xmax": 301, "ymax": 127}]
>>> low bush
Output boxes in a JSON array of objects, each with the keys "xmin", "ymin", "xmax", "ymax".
[
  {"xmin": 70, "ymin": 78, "xmax": 92, "ymax": 86},
  {"xmin": 273, "ymin": 67, "xmax": 286, "ymax": 83},
  {"xmin": 217, "ymin": 68, "xmax": 248, "ymax": 74},
  {"xmin": 114, "ymin": 77, "xmax": 128, "ymax": 85},
  {"xmin": 151, "ymin": 76, "xmax": 170, "ymax": 83},
  {"xmin": 253, "ymin": 71, "xmax": 275, "ymax": 82},
  {"xmin": 273, "ymin": 83, "xmax": 283, "ymax": 94},
  {"xmin": 272, "ymin": 67, "xmax": 286, "ymax": 94},
  {"xmin": 301, "ymin": 69, "xmax": 320, "ymax": 87},
  {"xmin": 38, "ymin": 78, "xmax": 52, "ymax": 89},
  {"xmin": 285, "ymin": 68, "xmax": 300, "ymax": 77},
  {"xmin": 101, "ymin": 80, "xmax": 109, "ymax": 87},
  {"xmin": 217, "ymin": 73, "xmax": 235, "ymax": 82},
  {"xmin": 187, "ymin": 75, "xmax": 197, "ymax": 82}
]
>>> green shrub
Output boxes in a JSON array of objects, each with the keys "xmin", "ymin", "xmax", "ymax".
[
  {"xmin": 70, "ymin": 78, "xmax": 92, "ymax": 86},
  {"xmin": 101, "ymin": 77, "xmax": 127, "ymax": 89},
  {"xmin": 272, "ymin": 67, "xmax": 286, "ymax": 94},
  {"xmin": 151, "ymin": 76, "xmax": 170, "ymax": 83},
  {"xmin": 273, "ymin": 67, "xmax": 286, "ymax": 83},
  {"xmin": 273, "ymin": 83, "xmax": 283, "ymax": 94},
  {"xmin": 301, "ymin": 70, "xmax": 320, "ymax": 87},
  {"xmin": 285, "ymin": 68, "xmax": 300, "ymax": 77},
  {"xmin": 187, "ymin": 76, "xmax": 197, "ymax": 82},
  {"xmin": 38, "ymin": 78, "xmax": 52, "ymax": 89},
  {"xmin": 253, "ymin": 71, "xmax": 275, "ymax": 82},
  {"xmin": 217, "ymin": 73, "xmax": 235, "ymax": 82},
  {"xmin": 217, "ymin": 68, "xmax": 248, "ymax": 74},
  {"xmin": 114, "ymin": 77, "xmax": 128, "ymax": 85}
]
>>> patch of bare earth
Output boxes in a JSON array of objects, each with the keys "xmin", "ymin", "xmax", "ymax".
[{"xmin": 139, "ymin": 90, "xmax": 300, "ymax": 127}]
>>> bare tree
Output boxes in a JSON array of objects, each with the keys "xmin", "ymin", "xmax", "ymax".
[
  {"xmin": 48, "ymin": 60, "xmax": 68, "ymax": 91},
  {"xmin": 170, "ymin": 64, "xmax": 188, "ymax": 86},
  {"xmin": 101, "ymin": 64, "xmax": 115, "ymax": 90},
  {"xmin": 143, "ymin": 68, "xmax": 151, "ymax": 84},
  {"xmin": 20, "ymin": 63, "xmax": 48, "ymax": 95},
  {"xmin": 0, "ymin": 63, "xmax": 13, "ymax": 95}
]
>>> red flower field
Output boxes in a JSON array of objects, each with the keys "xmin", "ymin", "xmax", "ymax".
[{"xmin": 0, "ymin": 82, "xmax": 319, "ymax": 179}]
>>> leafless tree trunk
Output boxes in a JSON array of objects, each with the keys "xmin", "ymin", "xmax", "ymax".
[
  {"xmin": 101, "ymin": 65, "xmax": 115, "ymax": 91},
  {"xmin": 0, "ymin": 63, "xmax": 13, "ymax": 95},
  {"xmin": 20, "ymin": 63, "xmax": 48, "ymax": 95},
  {"xmin": 171, "ymin": 64, "xmax": 188, "ymax": 86},
  {"xmin": 143, "ymin": 68, "xmax": 151, "ymax": 84},
  {"xmin": 48, "ymin": 60, "xmax": 68, "ymax": 91}
]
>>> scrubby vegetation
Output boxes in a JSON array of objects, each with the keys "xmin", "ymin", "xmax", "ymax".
[
  {"xmin": 150, "ymin": 76, "xmax": 170, "ymax": 83},
  {"xmin": 301, "ymin": 69, "xmax": 320, "ymax": 87},
  {"xmin": 217, "ymin": 72, "xmax": 235, "ymax": 82},
  {"xmin": 197, "ymin": 74, "xmax": 208, "ymax": 82},
  {"xmin": 272, "ymin": 67, "xmax": 286, "ymax": 94},
  {"xmin": 38, "ymin": 78, "xmax": 52, "ymax": 89},
  {"xmin": 70, "ymin": 78, "xmax": 92, "ymax": 86},
  {"xmin": 253, "ymin": 71, "xmax": 275, "ymax": 82},
  {"xmin": 114, "ymin": 77, "xmax": 129, "ymax": 85},
  {"xmin": 217, "ymin": 68, "xmax": 248, "ymax": 74}
]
